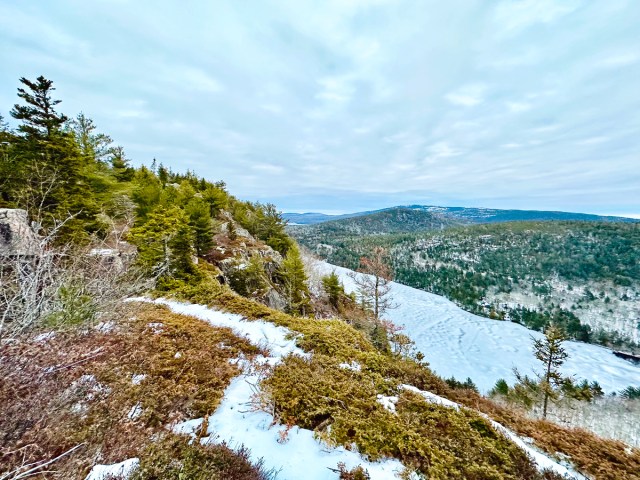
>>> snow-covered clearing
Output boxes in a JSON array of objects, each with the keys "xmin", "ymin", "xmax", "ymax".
[
  {"xmin": 134, "ymin": 298, "xmax": 406, "ymax": 479},
  {"xmin": 316, "ymin": 262, "xmax": 640, "ymax": 394}
]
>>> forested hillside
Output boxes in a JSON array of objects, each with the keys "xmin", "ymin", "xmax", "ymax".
[
  {"xmin": 292, "ymin": 219, "xmax": 640, "ymax": 351},
  {"xmin": 289, "ymin": 207, "xmax": 462, "ymax": 237}
]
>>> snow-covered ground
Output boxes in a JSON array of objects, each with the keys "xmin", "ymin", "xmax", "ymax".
[
  {"xmin": 135, "ymin": 298, "xmax": 407, "ymax": 480},
  {"xmin": 124, "ymin": 297, "xmax": 597, "ymax": 479},
  {"xmin": 317, "ymin": 262, "xmax": 640, "ymax": 394}
]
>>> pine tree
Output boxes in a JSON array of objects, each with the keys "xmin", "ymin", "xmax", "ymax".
[
  {"xmin": 533, "ymin": 324, "xmax": 569, "ymax": 419},
  {"xmin": 226, "ymin": 220, "xmax": 238, "ymax": 240},
  {"xmin": 68, "ymin": 112, "xmax": 113, "ymax": 162},
  {"xmin": 9, "ymin": 76, "xmax": 97, "ymax": 238},
  {"xmin": 131, "ymin": 166, "xmax": 163, "ymax": 222},
  {"xmin": 322, "ymin": 272, "xmax": 344, "ymax": 309},
  {"xmin": 158, "ymin": 163, "xmax": 169, "ymax": 186},
  {"xmin": 186, "ymin": 198, "xmax": 214, "ymax": 256},
  {"xmin": 11, "ymin": 76, "xmax": 68, "ymax": 138},
  {"xmin": 128, "ymin": 206, "xmax": 195, "ymax": 278},
  {"xmin": 110, "ymin": 146, "xmax": 135, "ymax": 182},
  {"xmin": 0, "ymin": 114, "xmax": 16, "ymax": 206},
  {"xmin": 279, "ymin": 244, "xmax": 310, "ymax": 315}
]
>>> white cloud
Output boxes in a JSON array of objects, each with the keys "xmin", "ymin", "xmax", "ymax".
[
  {"xmin": 181, "ymin": 68, "xmax": 223, "ymax": 93},
  {"xmin": 445, "ymin": 85, "xmax": 486, "ymax": 107},
  {"xmin": 426, "ymin": 142, "xmax": 463, "ymax": 159},
  {"xmin": 599, "ymin": 52, "xmax": 640, "ymax": 69},
  {"xmin": 2, "ymin": 0, "xmax": 638, "ymax": 215},
  {"xmin": 506, "ymin": 101, "xmax": 533, "ymax": 113},
  {"xmin": 577, "ymin": 136, "xmax": 609, "ymax": 145},
  {"xmin": 493, "ymin": 0, "xmax": 581, "ymax": 34},
  {"xmin": 315, "ymin": 76, "xmax": 354, "ymax": 104}
]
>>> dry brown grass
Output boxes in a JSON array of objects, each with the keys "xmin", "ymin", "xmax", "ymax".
[
  {"xmin": 451, "ymin": 391, "xmax": 640, "ymax": 480},
  {"xmin": 0, "ymin": 303, "xmax": 263, "ymax": 478}
]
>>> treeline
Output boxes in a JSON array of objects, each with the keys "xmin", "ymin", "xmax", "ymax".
[{"xmin": 0, "ymin": 76, "xmax": 292, "ymax": 275}]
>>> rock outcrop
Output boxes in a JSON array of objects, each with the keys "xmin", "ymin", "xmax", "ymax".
[{"xmin": 0, "ymin": 209, "xmax": 40, "ymax": 257}]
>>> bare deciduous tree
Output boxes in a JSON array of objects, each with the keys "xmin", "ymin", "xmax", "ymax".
[
  {"xmin": 0, "ymin": 210, "xmax": 150, "ymax": 339},
  {"xmin": 348, "ymin": 246, "xmax": 396, "ymax": 321}
]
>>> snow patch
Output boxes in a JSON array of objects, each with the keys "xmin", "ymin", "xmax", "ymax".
[
  {"xmin": 180, "ymin": 366, "xmax": 407, "ymax": 480},
  {"xmin": 146, "ymin": 322, "xmax": 163, "ymax": 334},
  {"xmin": 138, "ymin": 298, "xmax": 405, "ymax": 479},
  {"xmin": 89, "ymin": 248, "xmax": 119, "ymax": 257},
  {"xmin": 94, "ymin": 321, "xmax": 115, "ymax": 333},
  {"xmin": 400, "ymin": 384, "xmax": 460, "ymax": 410},
  {"xmin": 376, "ymin": 394, "xmax": 398, "ymax": 413},
  {"xmin": 132, "ymin": 297, "xmax": 306, "ymax": 360},
  {"xmin": 339, "ymin": 361, "xmax": 362, "ymax": 372},
  {"xmin": 398, "ymin": 384, "xmax": 587, "ymax": 479},
  {"xmin": 127, "ymin": 403, "xmax": 143, "ymax": 420},
  {"xmin": 34, "ymin": 331, "xmax": 55, "ymax": 342},
  {"xmin": 84, "ymin": 458, "xmax": 139, "ymax": 480}
]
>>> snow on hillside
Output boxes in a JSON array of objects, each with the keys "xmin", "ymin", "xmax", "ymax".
[
  {"xmin": 317, "ymin": 262, "xmax": 640, "ymax": 394},
  {"xmin": 136, "ymin": 298, "xmax": 407, "ymax": 480}
]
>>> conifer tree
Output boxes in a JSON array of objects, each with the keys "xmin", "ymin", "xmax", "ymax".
[
  {"xmin": 11, "ymin": 76, "xmax": 68, "ymax": 138},
  {"xmin": 322, "ymin": 271, "xmax": 344, "ymax": 309},
  {"xmin": 0, "ymin": 114, "xmax": 15, "ymax": 206},
  {"xmin": 186, "ymin": 198, "xmax": 214, "ymax": 256},
  {"xmin": 227, "ymin": 220, "xmax": 238, "ymax": 240},
  {"xmin": 533, "ymin": 324, "xmax": 569, "ymax": 419},
  {"xmin": 131, "ymin": 166, "xmax": 163, "ymax": 222},
  {"xmin": 68, "ymin": 112, "xmax": 113, "ymax": 162},
  {"xmin": 9, "ymin": 76, "xmax": 98, "ymax": 238},
  {"xmin": 128, "ymin": 205, "xmax": 195, "ymax": 278},
  {"xmin": 280, "ymin": 244, "xmax": 310, "ymax": 315},
  {"xmin": 110, "ymin": 146, "xmax": 135, "ymax": 182}
]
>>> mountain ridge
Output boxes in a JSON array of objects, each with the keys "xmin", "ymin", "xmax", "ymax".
[{"xmin": 284, "ymin": 205, "xmax": 639, "ymax": 225}]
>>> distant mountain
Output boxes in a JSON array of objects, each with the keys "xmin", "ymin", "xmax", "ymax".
[
  {"xmin": 283, "ymin": 211, "xmax": 367, "ymax": 225},
  {"xmin": 410, "ymin": 205, "xmax": 639, "ymax": 224},
  {"xmin": 284, "ymin": 205, "xmax": 638, "ymax": 225},
  {"xmin": 288, "ymin": 207, "xmax": 462, "ymax": 237}
]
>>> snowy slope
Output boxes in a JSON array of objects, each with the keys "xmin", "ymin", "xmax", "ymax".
[
  {"xmin": 131, "ymin": 297, "xmax": 597, "ymax": 479},
  {"xmin": 136, "ymin": 298, "xmax": 406, "ymax": 480},
  {"xmin": 317, "ymin": 262, "xmax": 640, "ymax": 394}
]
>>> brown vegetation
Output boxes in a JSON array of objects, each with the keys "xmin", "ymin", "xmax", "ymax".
[
  {"xmin": 0, "ymin": 303, "xmax": 264, "ymax": 478},
  {"xmin": 451, "ymin": 391, "xmax": 640, "ymax": 480}
]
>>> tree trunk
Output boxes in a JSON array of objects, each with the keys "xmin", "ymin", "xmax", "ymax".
[{"xmin": 542, "ymin": 355, "xmax": 553, "ymax": 419}]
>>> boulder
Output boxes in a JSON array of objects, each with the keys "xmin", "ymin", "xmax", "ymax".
[{"xmin": 0, "ymin": 209, "xmax": 40, "ymax": 257}]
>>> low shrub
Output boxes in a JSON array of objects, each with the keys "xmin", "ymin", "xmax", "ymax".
[
  {"xmin": 0, "ymin": 304, "xmax": 261, "ymax": 477},
  {"xmin": 261, "ymin": 354, "xmax": 553, "ymax": 480},
  {"xmin": 131, "ymin": 435, "xmax": 278, "ymax": 480}
]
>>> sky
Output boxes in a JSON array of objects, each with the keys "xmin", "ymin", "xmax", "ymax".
[{"xmin": 0, "ymin": 0, "xmax": 639, "ymax": 216}]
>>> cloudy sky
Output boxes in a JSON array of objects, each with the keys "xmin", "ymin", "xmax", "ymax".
[{"xmin": 1, "ymin": 1, "xmax": 639, "ymax": 216}]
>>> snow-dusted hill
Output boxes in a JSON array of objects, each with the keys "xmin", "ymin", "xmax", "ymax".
[{"xmin": 318, "ymin": 262, "xmax": 640, "ymax": 394}]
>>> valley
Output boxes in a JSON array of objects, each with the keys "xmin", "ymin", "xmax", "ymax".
[
  {"xmin": 315, "ymin": 261, "xmax": 640, "ymax": 395},
  {"xmin": 291, "ymin": 209, "xmax": 640, "ymax": 352}
]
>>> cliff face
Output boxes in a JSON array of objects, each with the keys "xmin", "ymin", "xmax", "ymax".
[{"xmin": 204, "ymin": 213, "xmax": 287, "ymax": 311}]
